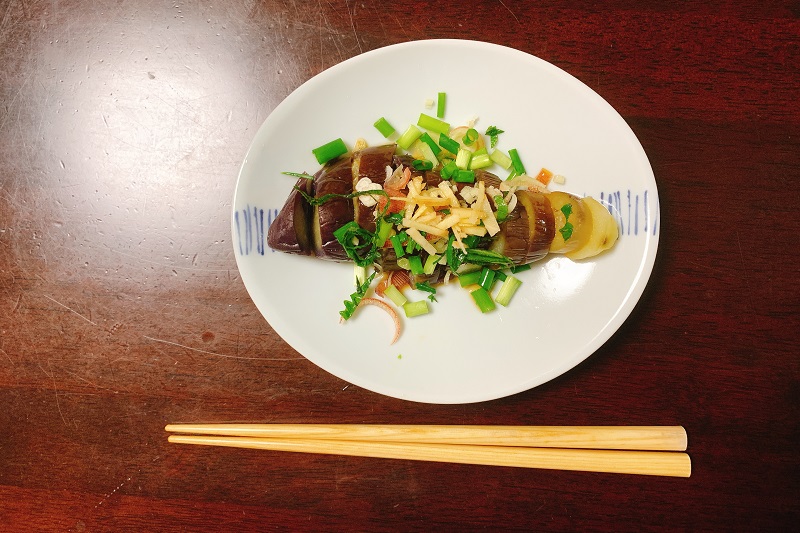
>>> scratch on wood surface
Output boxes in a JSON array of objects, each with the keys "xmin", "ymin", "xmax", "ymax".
[
  {"xmin": 95, "ymin": 476, "xmax": 131, "ymax": 508},
  {"xmin": 39, "ymin": 360, "xmax": 69, "ymax": 427},
  {"xmin": 344, "ymin": 0, "xmax": 362, "ymax": 54},
  {"xmin": 63, "ymin": 369, "xmax": 119, "ymax": 393},
  {"xmin": 143, "ymin": 335, "xmax": 304, "ymax": 360},
  {"xmin": 497, "ymin": 0, "xmax": 520, "ymax": 24},
  {"xmin": 42, "ymin": 294, "xmax": 98, "ymax": 326}
]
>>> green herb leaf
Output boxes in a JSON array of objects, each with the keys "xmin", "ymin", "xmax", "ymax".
[
  {"xmin": 484, "ymin": 126, "xmax": 504, "ymax": 148},
  {"xmin": 332, "ymin": 221, "xmax": 381, "ymax": 267},
  {"xmin": 281, "ymin": 171, "xmax": 315, "ymax": 180},
  {"xmin": 559, "ymin": 203, "xmax": 574, "ymax": 241},
  {"xmin": 339, "ymin": 271, "xmax": 376, "ymax": 320},
  {"xmin": 559, "ymin": 221, "xmax": 574, "ymax": 242},
  {"xmin": 464, "ymin": 249, "xmax": 514, "ymax": 268}
]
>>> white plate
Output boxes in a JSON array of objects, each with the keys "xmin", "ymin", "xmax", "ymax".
[{"xmin": 232, "ymin": 40, "xmax": 659, "ymax": 404}]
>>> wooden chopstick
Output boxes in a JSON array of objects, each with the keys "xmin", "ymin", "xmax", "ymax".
[
  {"xmin": 166, "ymin": 434, "xmax": 691, "ymax": 477},
  {"xmin": 164, "ymin": 424, "xmax": 687, "ymax": 451}
]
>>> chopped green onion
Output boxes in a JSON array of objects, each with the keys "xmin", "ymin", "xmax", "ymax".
[
  {"xmin": 418, "ymin": 132, "xmax": 442, "ymax": 157},
  {"xmin": 423, "ymin": 254, "xmax": 440, "ymax": 275},
  {"xmin": 506, "ymin": 169, "xmax": 519, "ymax": 181},
  {"xmin": 390, "ymin": 232, "xmax": 407, "ymax": 257},
  {"xmin": 403, "ymin": 300, "xmax": 430, "ymax": 318},
  {"xmin": 383, "ymin": 284, "xmax": 408, "ymax": 307},
  {"xmin": 508, "ymin": 148, "xmax": 526, "ymax": 175},
  {"xmin": 405, "ymin": 236, "xmax": 418, "ymax": 254},
  {"xmin": 470, "ymin": 287, "xmax": 496, "ymax": 313},
  {"xmin": 408, "ymin": 254, "xmax": 424, "ymax": 275},
  {"xmin": 510, "ymin": 263, "xmax": 532, "ymax": 273},
  {"xmin": 373, "ymin": 117, "xmax": 396, "ymax": 138},
  {"xmin": 493, "ymin": 194, "xmax": 508, "ymax": 222},
  {"xmin": 312, "ymin": 138, "xmax": 348, "ymax": 165},
  {"xmin": 470, "ymin": 152, "xmax": 492, "ymax": 169},
  {"xmin": 438, "ymin": 133, "xmax": 460, "ymax": 154},
  {"xmin": 415, "ymin": 139, "xmax": 439, "ymax": 166},
  {"xmin": 454, "ymin": 169, "xmax": 475, "ymax": 183},
  {"xmin": 375, "ymin": 218, "xmax": 393, "ymax": 247},
  {"xmin": 417, "ymin": 113, "xmax": 450, "ymax": 136},
  {"xmin": 463, "ymin": 128, "xmax": 479, "ymax": 146},
  {"xmin": 494, "ymin": 269, "xmax": 507, "ymax": 282},
  {"xmin": 440, "ymin": 160, "xmax": 459, "ymax": 180},
  {"xmin": 455, "ymin": 148, "xmax": 472, "ymax": 170},
  {"xmin": 479, "ymin": 268, "xmax": 496, "ymax": 291},
  {"xmin": 397, "ymin": 257, "xmax": 411, "ymax": 270},
  {"xmin": 436, "ymin": 92, "xmax": 446, "ymax": 119},
  {"xmin": 411, "ymin": 159, "xmax": 433, "ymax": 171},
  {"xmin": 494, "ymin": 275, "xmax": 522, "ymax": 307},
  {"xmin": 490, "ymin": 149, "xmax": 513, "ymax": 170},
  {"xmin": 397, "ymin": 125, "xmax": 422, "ymax": 150},
  {"xmin": 458, "ymin": 269, "xmax": 483, "ymax": 287}
]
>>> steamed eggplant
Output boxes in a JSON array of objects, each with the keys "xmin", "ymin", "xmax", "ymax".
[{"xmin": 267, "ymin": 144, "xmax": 618, "ymax": 273}]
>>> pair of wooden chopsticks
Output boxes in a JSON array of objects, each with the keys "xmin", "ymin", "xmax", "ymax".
[{"xmin": 166, "ymin": 424, "xmax": 691, "ymax": 477}]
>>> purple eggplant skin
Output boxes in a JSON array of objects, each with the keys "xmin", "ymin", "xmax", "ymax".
[
  {"xmin": 311, "ymin": 154, "xmax": 355, "ymax": 261},
  {"xmin": 352, "ymin": 144, "xmax": 397, "ymax": 233},
  {"xmin": 490, "ymin": 190, "xmax": 554, "ymax": 264},
  {"xmin": 266, "ymin": 176, "xmax": 314, "ymax": 255}
]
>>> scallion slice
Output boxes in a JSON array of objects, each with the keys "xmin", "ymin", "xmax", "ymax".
[
  {"xmin": 390, "ymin": 232, "xmax": 407, "ymax": 257},
  {"xmin": 438, "ymin": 133, "xmax": 460, "ymax": 154},
  {"xmin": 455, "ymin": 148, "xmax": 472, "ymax": 170},
  {"xmin": 469, "ymin": 152, "xmax": 492, "ymax": 169},
  {"xmin": 470, "ymin": 287, "xmax": 496, "ymax": 313},
  {"xmin": 383, "ymin": 284, "xmax": 408, "ymax": 307},
  {"xmin": 373, "ymin": 117, "xmax": 396, "ymax": 138},
  {"xmin": 493, "ymin": 194, "xmax": 508, "ymax": 222},
  {"xmin": 490, "ymin": 149, "xmax": 513, "ymax": 170},
  {"xmin": 418, "ymin": 132, "xmax": 442, "ymax": 157},
  {"xmin": 479, "ymin": 268, "xmax": 496, "ymax": 291},
  {"xmin": 423, "ymin": 254, "xmax": 440, "ymax": 275},
  {"xmin": 441, "ymin": 160, "xmax": 459, "ymax": 180},
  {"xmin": 494, "ymin": 275, "xmax": 522, "ymax": 307},
  {"xmin": 417, "ymin": 113, "xmax": 450, "ymax": 136},
  {"xmin": 411, "ymin": 159, "xmax": 433, "ymax": 171},
  {"xmin": 408, "ymin": 254, "xmax": 424, "ymax": 275},
  {"xmin": 397, "ymin": 125, "xmax": 422, "ymax": 150},
  {"xmin": 463, "ymin": 128, "xmax": 479, "ymax": 146},
  {"xmin": 508, "ymin": 148, "xmax": 526, "ymax": 175},
  {"xmin": 454, "ymin": 169, "xmax": 475, "ymax": 183},
  {"xmin": 403, "ymin": 300, "xmax": 430, "ymax": 318},
  {"xmin": 458, "ymin": 269, "xmax": 483, "ymax": 287},
  {"xmin": 436, "ymin": 92, "xmax": 446, "ymax": 119},
  {"xmin": 312, "ymin": 138, "xmax": 348, "ymax": 165}
]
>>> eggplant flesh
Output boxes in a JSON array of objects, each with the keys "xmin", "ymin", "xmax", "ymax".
[{"xmin": 266, "ymin": 144, "xmax": 556, "ymax": 267}]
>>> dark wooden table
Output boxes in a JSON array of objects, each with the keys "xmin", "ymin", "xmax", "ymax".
[{"xmin": 1, "ymin": 1, "xmax": 797, "ymax": 531}]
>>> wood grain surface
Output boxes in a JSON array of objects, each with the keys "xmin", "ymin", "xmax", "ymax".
[{"xmin": 1, "ymin": 1, "xmax": 798, "ymax": 531}]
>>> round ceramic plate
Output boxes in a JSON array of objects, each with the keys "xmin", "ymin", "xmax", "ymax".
[{"xmin": 232, "ymin": 40, "xmax": 659, "ymax": 404}]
